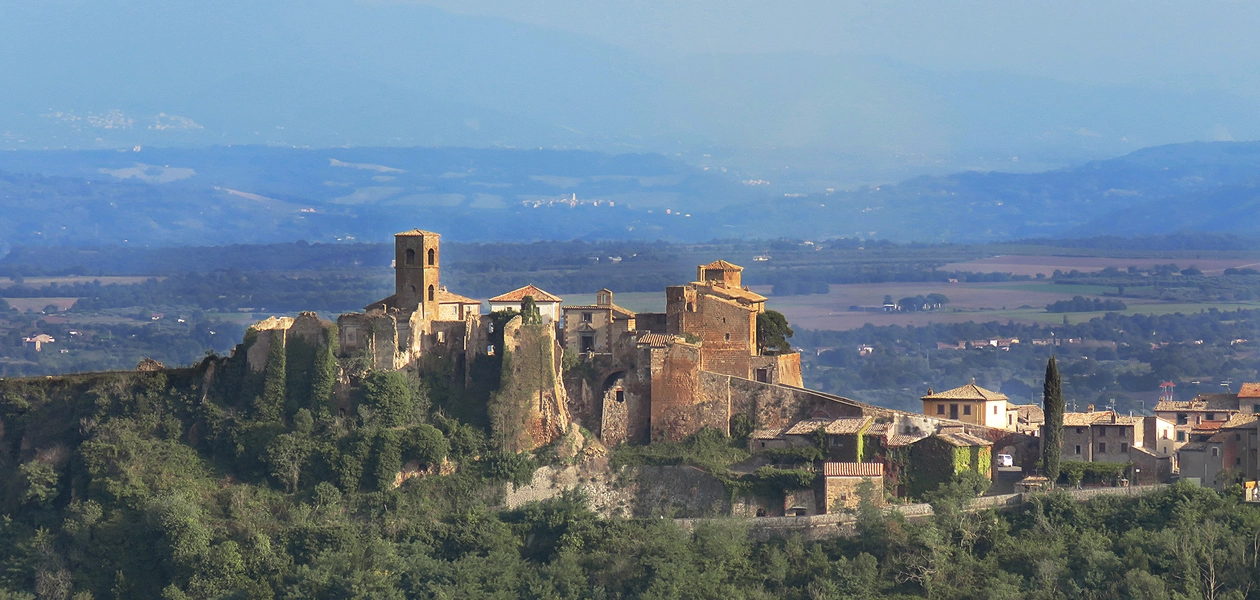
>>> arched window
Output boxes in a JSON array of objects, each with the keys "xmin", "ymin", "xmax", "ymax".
[
  {"xmin": 428, "ymin": 248, "xmax": 435, "ymax": 265},
  {"xmin": 428, "ymin": 285, "xmax": 435, "ymax": 301},
  {"xmin": 405, "ymin": 248, "xmax": 415, "ymax": 265}
]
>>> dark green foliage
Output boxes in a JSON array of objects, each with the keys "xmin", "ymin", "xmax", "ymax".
[
  {"xmin": 756, "ymin": 310, "xmax": 794, "ymax": 355},
  {"xmin": 309, "ymin": 337, "xmax": 337, "ymax": 415},
  {"xmin": 1043, "ymin": 356, "xmax": 1064, "ymax": 483},
  {"xmin": 402, "ymin": 424, "xmax": 449, "ymax": 469},
  {"xmin": 361, "ymin": 371, "xmax": 414, "ymax": 428},
  {"xmin": 372, "ymin": 430, "xmax": 403, "ymax": 492},
  {"xmin": 761, "ymin": 445, "xmax": 825, "ymax": 465},
  {"xmin": 254, "ymin": 331, "xmax": 286, "ymax": 423},
  {"xmin": 1046, "ymin": 295, "xmax": 1127, "ymax": 313},
  {"xmin": 519, "ymin": 296, "xmax": 541, "ymax": 325},
  {"xmin": 609, "ymin": 427, "xmax": 750, "ymax": 473},
  {"xmin": 729, "ymin": 413, "xmax": 755, "ymax": 445},
  {"xmin": 1058, "ymin": 460, "xmax": 1130, "ymax": 486}
]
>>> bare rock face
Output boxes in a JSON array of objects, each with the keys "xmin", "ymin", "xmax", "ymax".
[{"xmin": 490, "ymin": 316, "xmax": 572, "ymax": 453}]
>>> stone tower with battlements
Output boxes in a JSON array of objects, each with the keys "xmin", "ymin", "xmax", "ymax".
[{"xmin": 394, "ymin": 229, "xmax": 440, "ymax": 318}]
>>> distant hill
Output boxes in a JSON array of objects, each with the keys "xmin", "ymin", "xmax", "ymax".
[
  {"xmin": 714, "ymin": 141, "xmax": 1260, "ymax": 242},
  {"xmin": 4, "ymin": 141, "xmax": 1260, "ymax": 249}
]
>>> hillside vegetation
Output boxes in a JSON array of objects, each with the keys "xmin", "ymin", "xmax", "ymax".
[{"xmin": 2, "ymin": 361, "xmax": 1260, "ymax": 598}]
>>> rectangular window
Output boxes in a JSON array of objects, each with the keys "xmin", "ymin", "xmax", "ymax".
[
  {"xmin": 1237, "ymin": 457, "xmax": 1242, "ymax": 466},
  {"xmin": 580, "ymin": 335, "xmax": 595, "ymax": 352},
  {"xmin": 1075, "ymin": 445, "xmax": 1081, "ymax": 455},
  {"xmin": 963, "ymin": 405, "xmax": 972, "ymax": 416},
  {"xmin": 1098, "ymin": 443, "xmax": 1107, "ymax": 453},
  {"xmin": 615, "ymin": 390, "xmax": 625, "ymax": 403},
  {"xmin": 1207, "ymin": 412, "xmax": 1217, "ymax": 421},
  {"xmin": 1254, "ymin": 404, "xmax": 1260, "ymax": 413},
  {"xmin": 1099, "ymin": 427, "xmax": 1106, "ymax": 437},
  {"xmin": 1120, "ymin": 442, "xmax": 1128, "ymax": 453},
  {"xmin": 937, "ymin": 404, "xmax": 945, "ymax": 415},
  {"xmin": 1237, "ymin": 434, "xmax": 1243, "ymax": 441},
  {"xmin": 582, "ymin": 312, "xmax": 593, "ymax": 323},
  {"xmin": 1177, "ymin": 413, "xmax": 1188, "ymax": 425},
  {"xmin": 755, "ymin": 368, "xmax": 769, "ymax": 383},
  {"xmin": 1076, "ymin": 428, "xmax": 1084, "ymax": 434},
  {"xmin": 1177, "ymin": 431, "xmax": 1186, "ymax": 442},
  {"xmin": 1212, "ymin": 447, "xmax": 1219, "ymax": 457}
]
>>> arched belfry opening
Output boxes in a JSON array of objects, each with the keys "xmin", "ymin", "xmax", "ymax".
[
  {"xmin": 428, "ymin": 285, "xmax": 435, "ymax": 301},
  {"xmin": 428, "ymin": 248, "xmax": 435, "ymax": 265},
  {"xmin": 405, "ymin": 248, "xmax": 415, "ymax": 265}
]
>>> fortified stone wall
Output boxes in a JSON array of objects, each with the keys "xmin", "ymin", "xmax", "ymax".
[
  {"xmin": 750, "ymin": 353, "xmax": 803, "ymax": 387},
  {"xmin": 691, "ymin": 294, "xmax": 756, "ymax": 379},
  {"xmin": 650, "ymin": 341, "xmax": 727, "ymax": 442}
]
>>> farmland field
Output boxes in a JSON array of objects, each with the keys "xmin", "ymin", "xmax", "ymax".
[{"xmin": 940, "ymin": 255, "xmax": 1260, "ymax": 277}]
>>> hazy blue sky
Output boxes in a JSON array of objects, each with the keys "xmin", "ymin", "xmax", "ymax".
[
  {"xmin": 2, "ymin": 0, "xmax": 1257, "ymax": 185},
  {"xmin": 413, "ymin": 0, "xmax": 1260, "ymax": 87}
]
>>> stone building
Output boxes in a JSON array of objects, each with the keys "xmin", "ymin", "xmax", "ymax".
[
  {"xmin": 337, "ymin": 229, "xmax": 486, "ymax": 374},
  {"xmin": 561, "ymin": 289, "xmax": 635, "ymax": 354},
  {"xmin": 1060, "ymin": 409, "xmax": 1175, "ymax": 483},
  {"xmin": 1156, "ymin": 392, "xmax": 1242, "ymax": 445},
  {"xmin": 921, "ymin": 383, "xmax": 1010, "ymax": 429},
  {"xmin": 821, "ymin": 462, "xmax": 884, "ymax": 512},
  {"xmin": 489, "ymin": 284, "xmax": 563, "ymax": 323}
]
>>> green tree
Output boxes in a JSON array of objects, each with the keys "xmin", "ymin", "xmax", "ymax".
[
  {"xmin": 402, "ymin": 424, "xmax": 449, "ymax": 469},
  {"xmin": 756, "ymin": 310, "xmax": 794, "ymax": 355},
  {"xmin": 520, "ymin": 295, "xmax": 541, "ymax": 325},
  {"xmin": 19, "ymin": 460, "xmax": 59, "ymax": 505},
  {"xmin": 254, "ymin": 331, "xmax": 286, "ymax": 422},
  {"xmin": 1043, "ymin": 356, "xmax": 1065, "ymax": 484},
  {"xmin": 373, "ymin": 430, "xmax": 403, "ymax": 491},
  {"xmin": 266, "ymin": 432, "xmax": 312, "ymax": 493},
  {"xmin": 362, "ymin": 371, "xmax": 414, "ymax": 428},
  {"xmin": 309, "ymin": 336, "xmax": 337, "ymax": 415}
]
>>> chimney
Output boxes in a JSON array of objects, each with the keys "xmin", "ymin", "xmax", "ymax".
[
  {"xmin": 1087, "ymin": 404, "xmax": 1095, "ymax": 413},
  {"xmin": 927, "ymin": 387, "xmax": 934, "ymax": 395}
]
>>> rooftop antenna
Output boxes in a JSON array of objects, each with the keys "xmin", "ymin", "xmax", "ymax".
[{"xmin": 1222, "ymin": 378, "xmax": 1234, "ymax": 392}]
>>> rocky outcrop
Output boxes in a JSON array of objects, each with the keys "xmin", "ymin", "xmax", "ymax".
[{"xmin": 489, "ymin": 316, "xmax": 572, "ymax": 452}]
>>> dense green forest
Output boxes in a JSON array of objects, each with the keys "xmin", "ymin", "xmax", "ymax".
[{"xmin": 3, "ymin": 357, "xmax": 1260, "ymax": 598}]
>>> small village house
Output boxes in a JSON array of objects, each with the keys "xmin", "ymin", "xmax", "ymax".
[{"xmin": 488, "ymin": 284, "xmax": 563, "ymax": 323}]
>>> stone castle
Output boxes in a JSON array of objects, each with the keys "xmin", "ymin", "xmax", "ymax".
[{"xmin": 247, "ymin": 229, "xmax": 1032, "ymax": 467}]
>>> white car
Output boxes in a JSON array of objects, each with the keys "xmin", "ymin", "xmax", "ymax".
[{"xmin": 996, "ymin": 453, "xmax": 1014, "ymax": 468}]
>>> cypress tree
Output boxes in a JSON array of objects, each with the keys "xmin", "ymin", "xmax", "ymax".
[
  {"xmin": 255, "ymin": 330, "xmax": 287, "ymax": 423},
  {"xmin": 1042, "ymin": 356, "xmax": 1064, "ymax": 484},
  {"xmin": 309, "ymin": 338, "xmax": 337, "ymax": 415}
]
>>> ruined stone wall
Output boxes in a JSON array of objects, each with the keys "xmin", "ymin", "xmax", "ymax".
[
  {"xmin": 636, "ymin": 312, "xmax": 667, "ymax": 334},
  {"xmin": 649, "ymin": 341, "xmax": 727, "ymax": 443},
  {"xmin": 490, "ymin": 316, "xmax": 571, "ymax": 452},
  {"xmin": 712, "ymin": 373, "xmax": 865, "ymax": 431},
  {"xmin": 750, "ymin": 353, "xmax": 803, "ymax": 387},
  {"xmin": 825, "ymin": 477, "xmax": 882, "ymax": 513}
]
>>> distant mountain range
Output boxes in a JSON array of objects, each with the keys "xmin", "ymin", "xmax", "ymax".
[
  {"xmin": 2, "ymin": 141, "xmax": 1260, "ymax": 252},
  {"xmin": 4, "ymin": 0, "xmax": 1260, "ymax": 186}
]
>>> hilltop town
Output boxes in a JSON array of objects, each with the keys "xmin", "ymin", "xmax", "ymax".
[{"xmin": 231, "ymin": 228, "xmax": 1260, "ymax": 516}]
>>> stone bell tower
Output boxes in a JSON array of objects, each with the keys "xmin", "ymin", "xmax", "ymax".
[{"xmin": 394, "ymin": 229, "xmax": 440, "ymax": 317}]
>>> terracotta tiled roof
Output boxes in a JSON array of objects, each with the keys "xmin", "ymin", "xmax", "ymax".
[
  {"xmin": 1209, "ymin": 431, "xmax": 1232, "ymax": 443},
  {"xmin": 365, "ymin": 294, "xmax": 397, "ymax": 310},
  {"xmin": 886, "ymin": 433, "xmax": 930, "ymax": 447},
  {"xmin": 935, "ymin": 432, "xmax": 993, "ymax": 447},
  {"xmin": 701, "ymin": 259, "xmax": 744, "ymax": 272},
  {"xmin": 1179, "ymin": 442, "xmax": 1208, "ymax": 452},
  {"xmin": 563, "ymin": 304, "xmax": 636, "ymax": 318},
  {"xmin": 434, "ymin": 288, "xmax": 480, "ymax": 304},
  {"xmin": 1155, "ymin": 393, "xmax": 1240, "ymax": 412},
  {"xmin": 750, "ymin": 428, "xmax": 786, "ymax": 440},
  {"xmin": 1063, "ymin": 411, "xmax": 1142, "ymax": 427},
  {"xmin": 1223, "ymin": 413, "xmax": 1259, "ymax": 429},
  {"xmin": 1192, "ymin": 421, "xmax": 1226, "ymax": 433},
  {"xmin": 922, "ymin": 383, "xmax": 1008, "ymax": 402},
  {"xmin": 395, "ymin": 229, "xmax": 439, "ymax": 236},
  {"xmin": 823, "ymin": 462, "xmax": 884, "ymax": 477},
  {"xmin": 704, "ymin": 285, "xmax": 768, "ymax": 303},
  {"xmin": 1009, "ymin": 404, "xmax": 1045, "ymax": 423},
  {"xmin": 1239, "ymin": 383, "xmax": 1260, "ymax": 398},
  {"xmin": 824, "ymin": 417, "xmax": 873, "ymax": 435},
  {"xmin": 636, "ymin": 333, "xmax": 679, "ymax": 347},
  {"xmin": 488, "ymin": 284, "xmax": 563, "ymax": 303},
  {"xmin": 785, "ymin": 418, "xmax": 832, "ymax": 436},
  {"xmin": 866, "ymin": 422, "xmax": 893, "ymax": 435}
]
